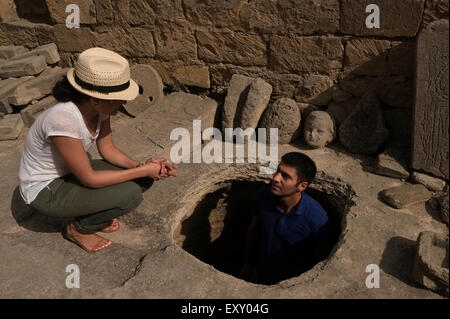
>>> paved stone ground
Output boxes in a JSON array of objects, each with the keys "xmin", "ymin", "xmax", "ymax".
[{"xmin": 0, "ymin": 100, "xmax": 448, "ymax": 299}]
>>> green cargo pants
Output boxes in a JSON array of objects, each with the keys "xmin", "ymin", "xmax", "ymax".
[{"xmin": 30, "ymin": 160, "xmax": 151, "ymax": 234}]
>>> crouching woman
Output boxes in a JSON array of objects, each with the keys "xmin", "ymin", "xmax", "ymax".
[{"xmin": 18, "ymin": 48, "xmax": 176, "ymax": 252}]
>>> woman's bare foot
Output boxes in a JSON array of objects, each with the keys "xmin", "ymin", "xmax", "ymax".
[
  {"xmin": 100, "ymin": 219, "xmax": 120, "ymax": 233},
  {"xmin": 64, "ymin": 223, "xmax": 112, "ymax": 253}
]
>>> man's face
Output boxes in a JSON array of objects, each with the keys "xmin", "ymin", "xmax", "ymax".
[{"xmin": 271, "ymin": 162, "xmax": 308, "ymax": 197}]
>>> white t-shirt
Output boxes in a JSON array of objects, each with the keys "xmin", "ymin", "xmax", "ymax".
[{"xmin": 19, "ymin": 101, "xmax": 109, "ymax": 204}]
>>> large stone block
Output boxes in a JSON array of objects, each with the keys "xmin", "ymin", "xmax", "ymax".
[
  {"xmin": 120, "ymin": 0, "xmax": 186, "ymax": 27},
  {"xmin": 412, "ymin": 231, "xmax": 449, "ymax": 297},
  {"xmin": 8, "ymin": 67, "xmax": 67, "ymax": 106},
  {"xmin": 0, "ymin": 55, "xmax": 46, "ymax": 78},
  {"xmin": 93, "ymin": 25, "xmax": 155, "ymax": 58},
  {"xmin": 154, "ymin": 28, "xmax": 197, "ymax": 63},
  {"xmin": 412, "ymin": 20, "xmax": 449, "ymax": 179},
  {"xmin": 240, "ymin": 0, "xmax": 340, "ymax": 34},
  {"xmin": 344, "ymin": 39, "xmax": 391, "ymax": 76},
  {"xmin": 197, "ymin": 30, "xmax": 266, "ymax": 66},
  {"xmin": 0, "ymin": 45, "xmax": 27, "ymax": 59},
  {"xmin": 46, "ymin": 0, "xmax": 96, "ymax": 24},
  {"xmin": 54, "ymin": 25, "xmax": 94, "ymax": 52},
  {"xmin": 110, "ymin": 92, "xmax": 218, "ymax": 160},
  {"xmin": 173, "ymin": 66, "xmax": 210, "ymax": 89},
  {"xmin": 0, "ymin": 20, "xmax": 42, "ymax": 49},
  {"xmin": 0, "ymin": 77, "xmax": 33, "ymax": 110},
  {"xmin": 10, "ymin": 43, "xmax": 60, "ymax": 65},
  {"xmin": 270, "ymin": 35, "xmax": 343, "ymax": 74},
  {"xmin": 0, "ymin": 113, "xmax": 24, "ymax": 140},
  {"xmin": 222, "ymin": 74, "xmax": 254, "ymax": 131},
  {"xmin": 94, "ymin": 0, "xmax": 114, "ymax": 24},
  {"xmin": 237, "ymin": 78, "xmax": 272, "ymax": 130},
  {"xmin": 379, "ymin": 183, "xmax": 432, "ymax": 209},
  {"xmin": 20, "ymin": 95, "xmax": 57, "ymax": 128},
  {"xmin": 184, "ymin": 0, "xmax": 245, "ymax": 28},
  {"xmin": 341, "ymin": 0, "xmax": 425, "ymax": 37}
]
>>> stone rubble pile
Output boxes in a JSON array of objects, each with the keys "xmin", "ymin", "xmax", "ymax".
[{"xmin": 0, "ymin": 43, "xmax": 66, "ymax": 141}]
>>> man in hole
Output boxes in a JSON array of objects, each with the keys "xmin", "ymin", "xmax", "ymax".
[{"xmin": 241, "ymin": 152, "xmax": 330, "ymax": 284}]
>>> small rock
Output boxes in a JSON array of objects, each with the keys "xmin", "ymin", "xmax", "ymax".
[
  {"xmin": 304, "ymin": 110, "xmax": 336, "ymax": 149},
  {"xmin": 258, "ymin": 97, "xmax": 301, "ymax": 144},
  {"xmin": 379, "ymin": 183, "xmax": 432, "ymax": 209},
  {"xmin": 411, "ymin": 171, "xmax": 446, "ymax": 191},
  {"xmin": 412, "ymin": 231, "xmax": 449, "ymax": 297}
]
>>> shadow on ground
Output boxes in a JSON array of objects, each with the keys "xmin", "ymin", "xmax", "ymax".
[
  {"xmin": 10, "ymin": 187, "xmax": 68, "ymax": 233},
  {"xmin": 379, "ymin": 236, "xmax": 423, "ymax": 289}
]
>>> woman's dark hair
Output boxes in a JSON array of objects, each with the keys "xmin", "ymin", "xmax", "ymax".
[
  {"xmin": 281, "ymin": 152, "xmax": 317, "ymax": 185},
  {"xmin": 52, "ymin": 76, "xmax": 91, "ymax": 103}
]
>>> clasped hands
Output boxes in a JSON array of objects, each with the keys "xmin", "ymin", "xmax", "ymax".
[{"xmin": 142, "ymin": 157, "xmax": 178, "ymax": 180}]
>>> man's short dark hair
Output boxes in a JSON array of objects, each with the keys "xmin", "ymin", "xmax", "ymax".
[{"xmin": 281, "ymin": 152, "xmax": 317, "ymax": 185}]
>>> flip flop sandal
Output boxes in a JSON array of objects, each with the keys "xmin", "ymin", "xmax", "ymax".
[{"xmin": 63, "ymin": 229, "xmax": 112, "ymax": 253}]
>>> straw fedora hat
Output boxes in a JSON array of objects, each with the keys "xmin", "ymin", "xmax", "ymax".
[{"xmin": 67, "ymin": 47, "xmax": 139, "ymax": 101}]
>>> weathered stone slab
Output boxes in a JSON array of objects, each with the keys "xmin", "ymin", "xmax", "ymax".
[
  {"xmin": 412, "ymin": 231, "xmax": 449, "ymax": 297},
  {"xmin": 107, "ymin": 92, "xmax": 218, "ymax": 161},
  {"xmin": 0, "ymin": 113, "xmax": 23, "ymax": 140},
  {"xmin": 344, "ymin": 39, "xmax": 391, "ymax": 76},
  {"xmin": 339, "ymin": 91, "xmax": 389, "ymax": 155},
  {"xmin": 259, "ymin": 98, "xmax": 301, "ymax": 144},
  {"xmin": 0, "ymin": 76, "xmax": 33, "ymax": 113},
  {"xmin": 379, "ymin": 184, "xmax": 432, "ymax": 209},
  {"xmin": 412, "ymin": 19, "xmax": 449, "ymax": 179},
  {"xmin": 8, "ymin": 67, "xmax": 67, "ymax": 106},
  {"xmin": 197, "ymin": 30, "xmax": 266, "ymax": 66},
  {"xmin": 374, "ymin": 147, "xmax": 410, "ymax": 179},
  {"xmin": 237, "ymin": 78, "xmax": 272, "ymax": 130},
  {"xmin": 270, "ymin": 35, "xmax": 343, "ymax": 74},
  {"xmin": 222, "ymin": 74, "xmax": 254, "ymax": 131},
  {"xmin": 0, "ymin": 45, "xmax": 27, "ymax": 59},
  {"xmin": 10, "ymin": 43, "xmax": 60, "ymax": 65},
  {"xmin": 411, "ymin": 172, "xmax": 446, "ymax": 191},
  {"xmin": 0, "ymin": 55, "xmax": 46, "ymax": 78},
  {"xmin": 341, "ymin": 0, "xmax": 425, "ymax": 37},
  {"xmin": 124, "ymin": 64, "xmax": 164, "ymax": 117},
  {"xmin": 20, "ymin": 96, "xmax": 57, "ymax": 128},
  {"xmin": 239, "ymin": 0, "xmax": 340, "ymax": 34}
]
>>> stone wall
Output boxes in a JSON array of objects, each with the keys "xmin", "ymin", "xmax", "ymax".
[{"xmin": 0, "ymin": 0, "xmax": 448, "ymax": 145}]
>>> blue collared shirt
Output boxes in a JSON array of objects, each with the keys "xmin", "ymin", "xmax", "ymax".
[{"xmin": 252, "ymin": 186, "xmax": 329, "ymax": 283}]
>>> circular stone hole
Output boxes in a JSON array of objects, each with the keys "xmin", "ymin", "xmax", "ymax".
[{"xmin": 173, "ymin": 175, "xmax": 355, "ymax": 285}]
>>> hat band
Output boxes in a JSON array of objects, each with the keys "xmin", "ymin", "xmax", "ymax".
[{"xmin": 75, "ymin": 74, "xmax": 130, "ymax": 94}]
